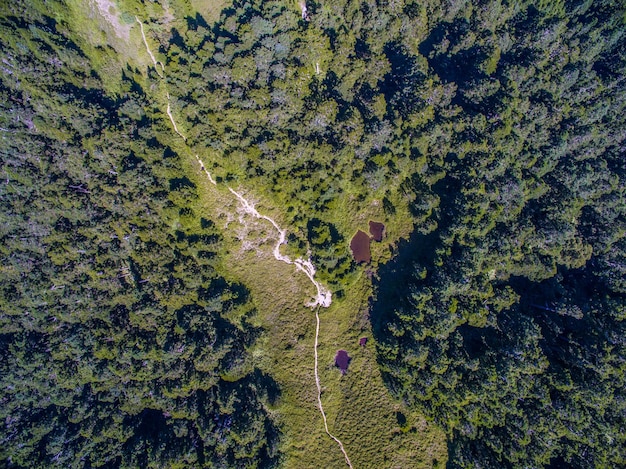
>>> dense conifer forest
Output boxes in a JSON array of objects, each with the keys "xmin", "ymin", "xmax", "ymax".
[{"xmin": 1, "ymin": 0, "xmax": 624, "ymax": 467}]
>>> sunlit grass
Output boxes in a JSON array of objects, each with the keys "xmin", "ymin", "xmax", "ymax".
[
  {"xmin": 189, "ymin": 0, "xmax": 231, "ymax": 24},
  {"xmin": 183, "ymin": 149, "xmax": 447, "ymax": 467}
]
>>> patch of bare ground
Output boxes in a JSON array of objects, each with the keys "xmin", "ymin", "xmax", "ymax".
[{"xmin": 91, "ymin": 0, "xmax": 131, "ymax": 40}]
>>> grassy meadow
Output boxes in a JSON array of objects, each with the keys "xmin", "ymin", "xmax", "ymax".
[{"xmin": 183, "ymin": 130, "xmax": 448, "ymax": 468}]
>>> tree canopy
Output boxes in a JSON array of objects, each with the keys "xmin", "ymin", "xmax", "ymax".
[
  {"xmin": 1, "ymin": 0, "xmax": 625, "ymax": 467},
  {"xmin": 1, "ymin": 4, "xmax": 278, "ymax": 467}
]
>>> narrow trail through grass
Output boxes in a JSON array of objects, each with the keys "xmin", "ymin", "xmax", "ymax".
[
  {"xmin": 314, "ymin": 305, "xmax": 354, "ymax": 468},
  {"xmin": 136, "ymin": 17, "xmax": 352, "ymax": 467},
  {"xmin": 135, "ymin": 16, "xmax": 164, "ymax": 77},
  {"xmin": 198, "ymin": 154, "xmax": 352, "ymax": 467}
]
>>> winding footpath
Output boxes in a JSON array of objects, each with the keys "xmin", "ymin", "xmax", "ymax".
[
  {"xmin": 197, "ymin": 157, "xmax": 352, "ymax": 468},
  {"xmin": 136, "ymin": 18, "xmax": 352, "ymax": 467},
  {"xmin": 226, "ymin": 186, "xmax": 331, "ymax": 308},
  {"xmin": 314, "ymin": 304, "xmax": 353, "ymax": 468}
]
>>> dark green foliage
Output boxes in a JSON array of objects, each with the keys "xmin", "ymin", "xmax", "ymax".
[
  {"xmin": 0, "ymin": 6, "xmax": 279, "ymax": 468},
  {"xmin": 134, "ymin": 0, "xmax": 626, "ymax": 464},
  {"xmin": 369, "ymin": 0, "xmax": 626, "ymax": 467},
  {"xmin": 306, "ymin": 218, "xmax": 353, "ymax": 284},
  {"xmin": 2, "ymin": 0, "xmax": 626, "ymax": 467}
]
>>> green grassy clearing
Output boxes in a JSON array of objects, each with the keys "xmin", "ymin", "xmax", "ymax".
[
  {"xmin": 189, "ymin": 0, "xmax": 231, "ymax": 24},
  {"xmin": 146, "ymin": 40, "xmax": 448, "ymax": 469},
  {"xmin": 185, "ymin": 152, "xmax": 447, "ymax": 468},
  {"xmin": 60, "ymin": 0, "xmax": 150, "ymax": 93}
]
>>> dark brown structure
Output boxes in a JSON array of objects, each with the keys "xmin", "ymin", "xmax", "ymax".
[
  {"xmin": 350, "ymin": 230, "xmax": 371, "ymax": 263},
  {"xmin": 369, "ymin": 221, "xmax": 385, "ymax": 242},
  {"xmin": 334, "ymin": 350, "xmax": 351, "ymax": 374}
]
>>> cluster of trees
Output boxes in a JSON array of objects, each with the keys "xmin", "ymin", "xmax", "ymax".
[
  {"xmin": 368, "ymin": 0, "xmax": 626, "ymax": 467},
  {"xmin": 2, "ymin": 0, "xmax": 625, "ymax": 466},
  {"xmin": 0, "ymin": 3, "xmax": 279, "ymax": 468},
  {"xmin": 134, "ymin": 0, "xmax": 626, "ymax": 462},
  {"xmin": 157, "ymin": 0, "xmax": 441, "ymax": 283},
  {"xmin": 156, "ymin": 6, "xmax": 626, "ymax": 464}
]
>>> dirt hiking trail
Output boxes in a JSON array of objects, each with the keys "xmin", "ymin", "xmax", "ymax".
[{"xmin": 136, "ymin": 17, "xmax": 352, "ymax": 467}]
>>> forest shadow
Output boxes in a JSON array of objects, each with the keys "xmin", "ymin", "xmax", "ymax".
[
  {"xmin": 370, "ymin": 170, "xmax": 460, "ymax": 341},
  {"xmin": 380, "ymin": 42, "xmax": 425, "ymax": 118},
  {"xmin": 419, "ymin": 18, "xmax": 491, "ymax": 112},
  {"xmin": 370, "ymin": 228, "xmax": 439, "ymax": 339}
]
